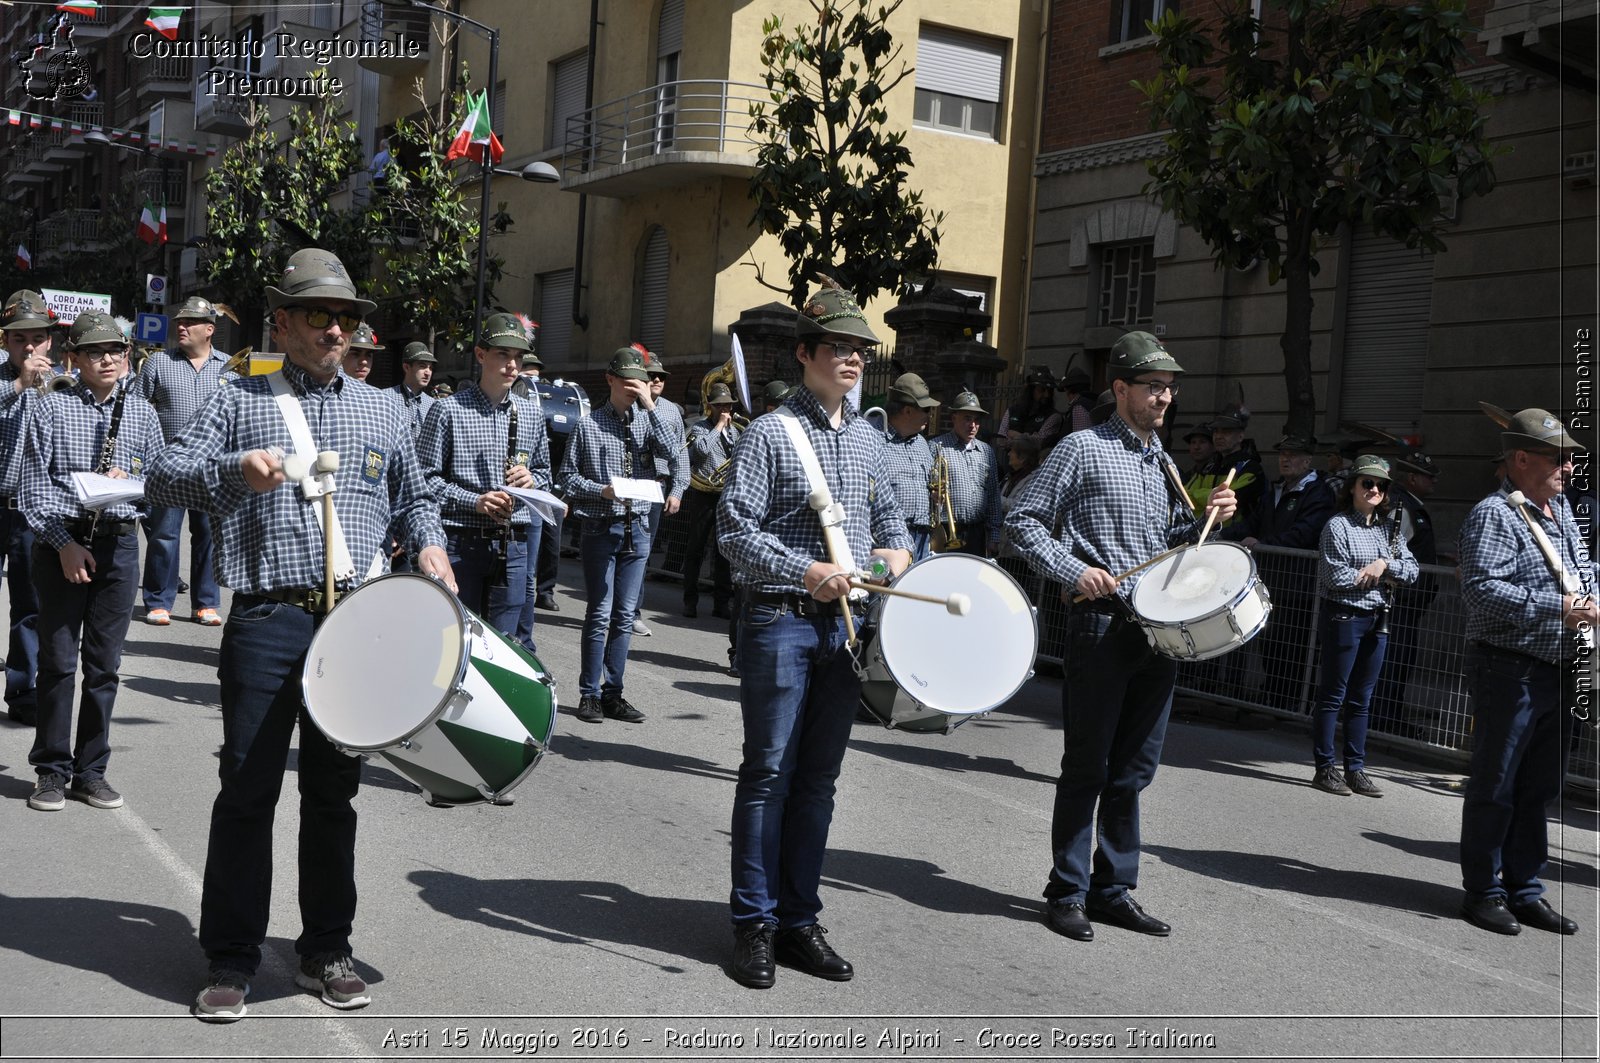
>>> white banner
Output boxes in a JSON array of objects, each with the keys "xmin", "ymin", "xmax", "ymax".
[{"xmin": 42, "ymin": 288, "xmax": 113, "ymax": 322}]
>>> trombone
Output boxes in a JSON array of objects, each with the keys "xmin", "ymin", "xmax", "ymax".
[{"xmin": 929, "ymin": 448, "xmax": 962, "ymax": 552}]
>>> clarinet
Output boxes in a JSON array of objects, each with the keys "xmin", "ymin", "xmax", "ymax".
[
  {"xmin": 621, "ymin": 442, "xmax": 635, "ymax": 554},
  {"xmin": 492, "ymin": 401, "xmax": 519, "ymax": 589},
  {"xmin": 85, "ymin": 379, "xmax": 127, "ymax": 544}
]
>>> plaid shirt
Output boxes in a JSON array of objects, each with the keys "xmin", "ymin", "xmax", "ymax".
[
  {"xmin": 879, "ymin": 426, "xmax": 935, "ymax": 527},
  {"xmin": 559, "ymin": 400, "xmax": 679, "ymax": 520},
  {"xmin": 0, "ymin": 360, "xmax": 41, "ymax": 498},
  {"xmin": 717, "ymin": 387, "xmax": 911, "ymax": 595},
  {"xmin": 21, "ymin": 381, "xmax": 163, "ymax": 550},
  {"xmin": 417, "ymin": 382, "xmax": 549, "ymax": 531},
  {"xmin": 932, "ymin": 432, "xmax": 1002, "ymax": 543},
  {"xmin": 647, "ymin": 395, "xmax": 689, "ymax": 500},
  {"xmin": 386, "ymin": 383, "xmax": 435, "ymax": 437},
  {"xmin": 1459, "ymin": 486, "xmax": 1598, "ymax": 664},
  {"xmin": 145, "ymin": 362, "xmax": 444, "ymax": 595},
  {"xmin": 686, "ymin": 416, "xmax": 741, "ymax": 488},
  {"xmin": 1005, "ymin": 413, "xmax": 1197, "ymax": 601},
  {"xmin": 1317, "ymin": 509, "xmax": 1419, "ymax": 611},
  {"xmin": 133, "ymin": 346, "xmax": 237, "ymax": 441}
]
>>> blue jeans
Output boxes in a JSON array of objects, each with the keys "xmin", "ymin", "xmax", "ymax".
[
  {"xmin": 446, "ymin": 531, "xmax": 529, "ymax": 643},
  {"xmin": 514, "ymin": 518, "xmax": 545, "ymax": 653},
  {"xmin": 200, "ymin": 595, "xmax": 362, "ymax": 976},
  {"xmin": 729, "ymin": 601, "xmax": 860, "ymax": 927},
  {"xmin": 907, "ymin": 528, "xmax": 931, "ymax": 564},
  {"xmin": 1459, "ymin": 645, "xmax": 1571, "ymax": 905},
  {"xmin": 1045, "ymin": 609, "xmax": 1176, "ymax": 906},
  {"xmin": 578, "ymin": 516, "xmax": 650, "ymax": 699},
  {"xmin": 3, "ymin": 507, "xmax": 39, "ymax": 716},
  {"xmin": 29, "ymin": 532, "xmax": 137, "ymax": 780},
  {"xmin": 141, "ymin": 505, "xmax": 220, "ymax": 611},
  {"xmin": 1312, "ymin": 604, "xmax": 1388, "ymax": 771}
]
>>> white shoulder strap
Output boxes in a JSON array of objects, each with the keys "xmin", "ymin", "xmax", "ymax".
[
  {"xmin": 776, "ymin": 407, "xmax": 864, "ymax": 597},
  {"xmin": 267, "ymin": 372, "xmax": 357, "ymax": 581}
]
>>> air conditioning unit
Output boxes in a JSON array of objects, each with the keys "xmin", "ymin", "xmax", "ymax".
[{"xmin": 1563, "ymin": 151, "xmax": 1597, "ymax": 188}]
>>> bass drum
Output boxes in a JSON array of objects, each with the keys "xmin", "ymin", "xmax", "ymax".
[
  {"xmin": 302, "ymin": 573, "xmax": 556, "ymax": 806},
  {"xmin": 858, "ymin": 554, "xmax": 1038, "ymax": 733}
]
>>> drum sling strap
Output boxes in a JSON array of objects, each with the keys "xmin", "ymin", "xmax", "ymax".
[{"xmin": 775, "ymin": 407, "xmax": 866, "ymax": 603}]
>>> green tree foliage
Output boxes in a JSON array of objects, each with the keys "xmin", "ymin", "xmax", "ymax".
[
  {"xmin": 1139, "ymin": 0, "xmax": 1497, "ymax": 437},
  {"xmin": 748, "ymin": 0, "xmax": 943, "ymax": 310},
  {"xmin": 201, "ymin": 74, "xmax": 371, "ymax": 344}
]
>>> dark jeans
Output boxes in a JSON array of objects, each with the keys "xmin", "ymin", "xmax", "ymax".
[
  {"xmin": 730, "ymin": 601, "xmax": 860, "ymax": 927},
  {"xmin": 1459, "ymin": 645, "xmax": 1571, "ymax": 905},
  {"xmin": 679, "ymin": 488, "xmax": 731, "ymax": 608},
  {"xmin": 445, "ymin": 530, "xmax": 529, "ymax": 643},
  {"xmin": 513, "ymin": 518, "xmax": 546, "ymax": 654},
  {"xmin": 200, "ymin": 595, "xmax": 362, "ymax": 976},
  {"xmin": 1311, "ymin": 604, "xmax": 1388, "ymax": 771},
  {"xmin": 1045, "ymin": 609, "xmax": 1176, "ymax": 906},
  {"xmin": 3, "ymin": 506, "xmax": 39, "ymax": 716},
  {"xmin": 141, "ymin": 504, "xmax": 219, "ymax": 611},
  {"xmin": 29, "ymin": 532, "xmax": 137, "ymax": 780},
  {"xmin": 578, "ymin": 516, "xmax": 650, "ymax": 699}
]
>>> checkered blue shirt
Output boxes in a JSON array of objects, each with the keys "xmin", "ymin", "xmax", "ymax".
[
  {"xmin": 647, "ymin": 395, "xmax": 689, "ymax": 500},
  {"xmin": 932, "ymin": 432, "xmax": 1002, "ymax": 543},
  {"xmin": 133, "ymin": 346, "xmax": 237, "ymax": 441},
  {"xmin": 1317, "ymin": 509, "xmax": 1419, "ymax": 611},
  {"xmin": 21, "ymin": 381, "xmax": 164, "ymax": 550},
  {"xmin": 145, "ymin": 363, "xmax": 445, "ymax": 594},
  {"xmin": 417, "ymin": 382, "xmax": 549, "ymax": 531},
  {"xmin": 1005, "ymin": 413, "xmax": 1197, "ymax": 600},
  {"xmin": 0, "ymin": 360, "xmax": 41, "ymax": 498},
  {"xmin": 386, "ymin": 383, "xmax": 435, "ymax": 436},
  {"xmin": 686, "ymin": 416, "xmax": 741, "ymax": 488},
  {"xmin": 1459, "ymin": 486, "xmax": 1598, "ymax": 664},
  {"xmin": 717, "ymin": 387, "xmax": 912, "ymax": 595},
  {"xmin": 559, "ymin": 400, "xmax": 679, "ymax": 520},
  {"xmin": 880, "ymin": 426, "xmax": 935, "ymax": 528}
]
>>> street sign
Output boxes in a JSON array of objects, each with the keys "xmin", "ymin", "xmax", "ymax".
[
  {"xmin": 134, "ymin": 313, "xmax": 168, "ymax": 345},
  {"xmin": 145, "ymin": 274, "xmax": 167, "ymax": 305}
]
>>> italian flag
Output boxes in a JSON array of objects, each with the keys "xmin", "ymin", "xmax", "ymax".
[
  {"xmin": 137, "ymin": 201, "xmax": 167, "ymax": 245},
  {"xmin": 145, "ymin": 7, "xmax": 183, "ymax": 41},
  {"xmin": 15, "ymin": 244, "xmax": 31, "ymax": 271},
  {"xmin": 445, "ymin": 89, "xmax": 504, "ymax": 166},
  {"xmin": 57, "ymin": 2, "xmax": 99, "ymax": 15}
]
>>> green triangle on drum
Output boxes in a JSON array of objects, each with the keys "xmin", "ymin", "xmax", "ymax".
[
  {"xmin": 377, "ymin": 752, "xmax": 483, "ymax": 804},
  {"xmin": 471, "ymin": 656, "xmax": 554, "ymax": 740},
  {"xmin": 437, "ymin": 717, "xmax": 538, "ymax": 790}
]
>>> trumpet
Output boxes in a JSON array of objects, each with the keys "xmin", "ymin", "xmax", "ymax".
[
  {"xmin": 930, "ymin": 448, "xmax": 962, "ymax": 552},
  {"xmin": 690, "ymin": 457, "xmax": 733, "ymax": 494}
]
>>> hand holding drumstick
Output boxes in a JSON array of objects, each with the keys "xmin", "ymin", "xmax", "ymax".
[{"xmin": 1071, "ymin": 469, "xmax": 1239, "ymax": 604}]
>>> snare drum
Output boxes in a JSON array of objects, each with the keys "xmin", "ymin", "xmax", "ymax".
[
  {"xmin": 302, "ymin": 573, "xmax": 557, "ymax": 806},
  {"xmin": 858, "ymin": 554, "xmax": 1037, "ymax": 733},
  {"xmin": 1128, "ymin": 541, "xmax": 1271, "ymax": 661}
]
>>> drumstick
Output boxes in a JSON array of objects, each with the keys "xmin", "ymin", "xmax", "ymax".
[
  {"xmin": 1070, "ymin": 542, "xmax": 1189, "ymax": 604},
  {"xmin": 316, "ymin": 451, "xmax": 340, "ymax": 612},
  {"xmin": 847, "ymin": 580, "xmax": 971, "ymax": 616},
  {"xmin": 1196, "ymin": 466, "xmax": 1236, "ymax": 546},
  {"xmin": 807, "ymin": 487, "xmax": 858, "ymax": 646}
]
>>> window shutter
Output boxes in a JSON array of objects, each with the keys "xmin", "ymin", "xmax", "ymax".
[
  {"xmin": 657, "ymin": 0, "xmax": 684, "ymax": 59},
  {"xmin": 1338, "ymin": 232, "xmax": 1434, "ymax": 432},
  {"xmin": 551, "ymin": 51, "xmax": 589, "ymax": 151},
  {"xmin": 539, "ymin": 270, "xmax": 574, "ymax": 363},
  {"xmin": 638, "ymin": 230, "xmax": 670, "ymax": 354},
  {"xmin": 916, "ymin": 25, "xmax": 1005, "ymax": 103}
]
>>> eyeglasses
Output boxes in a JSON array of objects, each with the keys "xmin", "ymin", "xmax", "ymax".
[
  {"xmin": 283, "ymin": 305, "xmax": 363, "ymax": 331},
  {"xmin": 1360, "ymin": 478, "xmax": 1387, "ymax": 491},
  {"xmin": 820, "ymin": 341, "xmax": 874, "ymax": 360},
  {"xmin": 77, "ymin": 347, "xmax": 126, "ymax": 362},
  {"xmin": 1129, "ymin": 378, "xmax": 1180, "ymax": 397}
]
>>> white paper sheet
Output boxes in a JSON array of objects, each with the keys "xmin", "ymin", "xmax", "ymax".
[
  {"xmin": 609, "ymin": 477, "xmax": 665, "ymax": 504},
  {"xmin": 71, "ymin": 471, "xmax": 144, "ymax": 511},
  {"xmin": 504, "ymin": 486, "xmax": 571, "ymax": 526}
]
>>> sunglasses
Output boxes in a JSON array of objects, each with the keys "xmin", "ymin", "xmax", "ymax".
[
  {"xmin": 283, "ymin": 305, "xmax": 363, "ymax": 331},
  {"xmin": 1360, "ymin": 478, "xmax": 1387, "ymax": 491}
]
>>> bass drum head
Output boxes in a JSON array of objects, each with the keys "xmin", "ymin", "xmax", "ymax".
[
  {"xmin": 876, "ymin": 554, "xmax": 1037, "ymax": 715},
  {"xmin": 302, "ymin": 574, "xmax": 467, "ymax": 750},
  {"xmin": 1131, "ymin": 541, "xmax": 1257, "ymax": 623}
]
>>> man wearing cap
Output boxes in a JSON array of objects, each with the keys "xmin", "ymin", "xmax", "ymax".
[
  {"xmin": 1456, "ymin": 407, "xmax": 1592, "ymax": 937},
  {"xmin": 146, "ymin": 248, "xmax": 454, "ymax": 1022},
  {"xmin": 1193, "ymin": 412, "xmax": 1263, "ymax": 527},
  {"xmin": 134, "ymin": 295, "xmax": 235, "ymax": 628},
  {"xmin": 1006, "ymin": 330, "xmax": 1235, "ymax": 943},
  {"xmin": 21, "ymin": 311, "xmax": 162, "ymax": 814},
  {"xmin": 879, "ymin": 372, "xmax": 940, "ymax": 562},
  {"xmin": 931, "ymin": 390, "xmax": 1003, "ymax": 557},
  {"xmin": 761, "ymin": 379, "xmax": 791, "ymax": 414},
  {"xmin": 717, "ymin": 284, "xmax": 912, "ymax": 988},
  {"xmin": 999, "ymin": 367, "xmax": 1066, "ymax": 458},
  {"xmin": 510, "ymin": 344, "xmax": 553, "ymax": 648},
  {"xmin": 680, "ymin": 381, "xmax": 741, "ymax": 620},
  {"xmin": 387, "ymin": 341, "xmax": 436, "ymax": 436},
  {"xmin": 1370, "ymin": 450, "xmax": 1440, "ymax": 736},
  {"xmin": 1179, "ymin": 424, "xmax": 1215, "ymax": 511},
  {"xmin": 559, "ymin": 346, "xmax": 680, "ymax": 724},
  {"xmin": 417, "ymin": 312, "xmax": 551, "ymax": 644},
  {"xmin": 1057, "ymin": 365, "xmax": 1096, "ymax": 435},
  {"xmin": 338, "ymin": 323, "xmax": 384, "ymax": 384},
  {"xmin": 0, "ymin": 289, "xmax": 59, "ymax": 724}
]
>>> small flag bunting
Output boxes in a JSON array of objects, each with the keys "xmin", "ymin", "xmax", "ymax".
[{"xmin": 145, "ymin": 7, "xmax": 183, "ymax": 42}]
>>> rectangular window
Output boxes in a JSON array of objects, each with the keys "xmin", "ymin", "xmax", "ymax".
[
  {"xmin": 913, "ymin": 25, "xmax": 1006, "ymax": 141},
  {"xmin": 1111, "ymin": 0, "xmax": 1174, "ymax": 44},
  {"xmin": 550, "ymin": 51, "xmax": 589, "ymax": 153},
  {"xmin": 538, "ymin": 270, "xmax": 575, "ymax": 364},
  {"xmin": 1098, "ymin": 241, "xmax": 1156, "ymax": 326}
]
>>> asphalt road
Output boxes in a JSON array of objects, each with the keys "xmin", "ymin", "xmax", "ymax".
[{"xmin": 1, "ymin": 559, "xmax": 1596, "ymax": 1062}]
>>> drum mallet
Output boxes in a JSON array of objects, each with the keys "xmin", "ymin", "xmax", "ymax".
[
  {"xmin": 807, "ymin": 486, "xmax": 860, "ymax": 646},
  {"xmin": 286, "ymin": 451, "xmax": 342, "ymax": 611},
  {"xmin": 846, "ymin": 579, "xmax": 972, "ymax": 616},
  {"xmin": 1196, "ymin": 467, "xmax": 1236, "ymax": 546}
]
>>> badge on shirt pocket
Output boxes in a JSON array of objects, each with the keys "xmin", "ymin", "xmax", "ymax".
[{"xmin": 361, "ymin": 446, "xmax": 386, "ymax": 486}]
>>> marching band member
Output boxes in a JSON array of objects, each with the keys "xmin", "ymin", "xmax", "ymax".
[
  {"xmin": 680, "ymin": 381, "xmax": 740, "ymax": 620},
  {"xmin": 1, "ymin": 289, "xmax": 58, "ymax": 725},
  {"xmin": 417, "ymin": 313, "xmax": 549, "ymax": 642},
  {"xmin": 877, "ymin": 372, "xmax": 940, "ymax": 563},
  {"xmin": 558, "ymin": 347, "xmax": 679, "ymax": 724},
  {"xmin": 931, "ymin": 390, "xmax": 1002, "ymax": 557},
  {"xmin": 147, "ymin": 249, "xmax": 453, "ymax": 1022},
  {"xmin": 134, "ymin": 295, "xmax": 233, "ymax": 627},
  {"xmin": 386, "ymin": 341, "xmax": 436, "ymax": 436},
  {"xmin": 339, "ymin": 322, "xmax": 383, "ymax": 382},
  {"xmin": 716, "ymin": 284, "xmax": 912, "ymax": 988},
  {"xmin": 1457, "ymin": 407, "xmax": 1591, "ymax": 936},
  {"xmin": 632, "ymin": 349, "xmax": 687, "ymax": 637},
  {"xmin": 22, "ymin": 312, "xmax": 161, "ymax": 813},
  {"xmin": 1006, "ymin": 331, "xmax": 1234, "ymax": 942}
]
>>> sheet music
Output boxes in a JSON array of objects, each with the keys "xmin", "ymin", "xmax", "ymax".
[
  {"xmin": 71, "ymin": 471, "xmax": 144, "ymax": 511},
  {"xmin": 609, "ymin": 477, "xmax": 665, "ymax": 505},
  {"xmin": 504, "ymin": 486, "xmax": 571, "ymax": 527}
]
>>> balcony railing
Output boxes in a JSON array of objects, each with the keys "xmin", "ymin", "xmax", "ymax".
[
  {"xmin": 562, "ymin": 79, "xmax": 767, "ymax": 193},
  {"xmin": 38, "ymin": 208, "xmax": 105, "ymax": 250},
  {"xmin": 127, "ymin": 165, "xmax": 186, "ymax": 209},
  {"xmin": 194, "ymin": 68, "xmax": 253, "ymax": 135},
  {"xmin": 357, "ymin": 0, "xmax": 430, "ymax": 76},
  {"xmin": 132, "ymin": 53, "xmax": 193, "ymax": 94},
  {"xmin": 40, "ymin": 101, "xmax": 103, "ymax": 154}
]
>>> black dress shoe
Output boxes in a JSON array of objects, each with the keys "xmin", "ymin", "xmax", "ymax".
[
  {"xmin": 1044, "ymin": 901, "xmax": 1093, "ymax": 941},
  {"xmin": 682, "ymin": 601, "xmax": 698, "ymax": 618},
  {"xmin": 1087, "ymin": 894, "xmax": 1171, "ymax": 936},
  {"xmin": 1461, "ymin": 895, "xmax": 1521, "ymax": 935},
  {"xmin": 774, "ymin": 924, "xmax": 853, "ymax": 981},
  {"xmin": 535, "ymin": 593, "xmax": 559, "ymax": 612},
  {"xmin": 731, "ymin": 923, "xmax": 776, "ymax": 988},
  {"xmin": 1510, "ymin": 898, "xmax": 1578, "ymax": 935}
]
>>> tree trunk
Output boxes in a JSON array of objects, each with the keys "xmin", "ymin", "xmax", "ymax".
[{"xmin": 1279, "ymin": 213, "xmax": 1318, "ymax": 442}]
